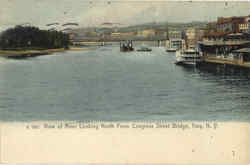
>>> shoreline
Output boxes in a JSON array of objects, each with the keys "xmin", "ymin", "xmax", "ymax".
[
  {"xmin": 0, "ymin": 48, "xmax": 66, "ymax": 59},
  {"xmin": 0, "ymin": 47, "xmax": 92, "ymax": 59}
]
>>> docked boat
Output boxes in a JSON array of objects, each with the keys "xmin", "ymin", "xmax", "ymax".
[
  {"xmin": 175, "ymin": 49, "xmax": 202, "ymax": 65},
  {"xmin": 166, "ymin": 48, "xmax": 177, "ymax": 52},
  {"xmin": 137, "ymin": 46, "xmax": 152, "ymax": 52},
  {"xmin": 120, "ymin": 41, "xmax": 134, "ymax": 52}
]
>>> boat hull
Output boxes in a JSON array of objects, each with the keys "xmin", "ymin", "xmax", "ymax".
[
  {"xmin": 175, "ymin": 50, "xmax": 202, "ymax": 66},
  {"xmin": 166, "ymin": 49, "xmax": 177, "ymax": 52},
  {"xmin": 120, "ymin": 41, "xmax": 134, "ymax": 52},
  {"xmin": 120, "ymin": 47, "xmax": 134, "ymax": 52},
  {"xmin": 137, "ymin": 49, "xmax": 152, "ymax": 52},
  {"xmin": 175, "ymin": 61, "xmax": 199, "ymax": 65}
]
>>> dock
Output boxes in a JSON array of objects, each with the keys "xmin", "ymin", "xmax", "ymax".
[
  {"xmin": 199, "ymin": 38, "xmax": 250, "ymax": 69},
  {"xmin": 203, "ymin": 57, "xmax": 250, "ymax": 68}
]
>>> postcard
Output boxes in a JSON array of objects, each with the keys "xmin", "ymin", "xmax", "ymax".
[{"xmin": 0, "ymin": 0, "xmax": 250, "ymax": 164}]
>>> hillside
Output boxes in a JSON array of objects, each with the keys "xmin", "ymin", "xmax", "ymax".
[{"xmin": 70, "ymin": 21, "xmax": 208, "ymax": 35}]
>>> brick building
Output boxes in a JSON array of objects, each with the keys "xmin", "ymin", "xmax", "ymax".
[
  {"xmin": 216, "ymin": 16, "xmax": 249, "ymax": 33},
  {"xmin": 248, "ymin": 15, "xmax": 250, "ymax": 33}
]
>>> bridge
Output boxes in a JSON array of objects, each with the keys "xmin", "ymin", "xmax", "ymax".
[{"xmin": 71, "ymin": 36, "xmax": 168, "ymax": 46}]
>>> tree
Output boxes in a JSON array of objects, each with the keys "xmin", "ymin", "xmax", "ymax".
[{"xmin": 0, "ymin": 26, "xmax": 70, "ymax": 50}]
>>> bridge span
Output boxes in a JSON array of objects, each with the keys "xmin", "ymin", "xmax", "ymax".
[{"xmin": 71, "ymin": 36, "xmax": 168, "ymax": 47}]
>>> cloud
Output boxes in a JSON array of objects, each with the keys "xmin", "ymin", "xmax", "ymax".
[{"xmin": 0, "ymin": 0, "xmax": 250, "ymax": 31}]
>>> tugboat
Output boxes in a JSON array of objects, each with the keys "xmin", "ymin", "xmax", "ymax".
[
  {"xmin": 175, "ymin": 49, "xmax": 202, "ymax": 65},
  {"xmin": 120, "ymin": 40, "xmax": 134, "ymax": 52}
]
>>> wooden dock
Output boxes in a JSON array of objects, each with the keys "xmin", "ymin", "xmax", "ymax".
[{"xmin": 203, "ymin": 57, "xmax": 250, "ymax": 68}]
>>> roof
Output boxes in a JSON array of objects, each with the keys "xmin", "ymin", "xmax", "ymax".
[
  {"xmin": 203, "ymin": 32, "xmax": 228, "ymax": 38},
  {"xmin": 217, "ymin": 16, "xmax": 246, "ymax": 25},
  {"xmin": 199, "ymin": 40, "xmax": 250, "ymax": 46},
  {"xmin": 233, "ymin": 48, "xmax": 250, "ymax": 53}
]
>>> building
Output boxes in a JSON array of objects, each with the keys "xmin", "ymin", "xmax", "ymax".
[
  {"xmin": 111, "ymin": 32, "xmax": 121, "ymax": 38},
  {"xmin": 206, "ymin": 22, "xmax": 217, "ymax": 33},
  {"xmin": 239, "ymin": 16, "xmax": 249, "ymax": 33},
  {"xmin": 196, "ymin": 29, "xmax": 205, "ymax": 42},
  {"xmin": 183, "ymin": 28, "xmax": 206, "ymax": 48},
  {"xmin": 232, "ymin": 48, "xmax": 250, "ymax": 63},
  {"xmin": 137, "ymin": 29, "xmax": 155, "ymax": 38},
  {"xmin": 202, "ymin": 32, "xmax": 227, "ymax": 41},
  {"xmin": 216, "ymin": 16, "xmax": 248, "ymax": 33},
  {"xmin": 239, "ymin": 22, "xmax": 248, "ymax": 33},
  {"xmin": 168, "ymin": 31, "xmax": 182, "ymax": 39},
  {"xmin": 199, "ymin": 40, "xmax": 250, "ymax": 57},
  {"xmin": 166, "ymin": 39, "xmax": 186, "ymax": 50},
  {"xmin": 203, "ymin": 16, "xmax": 250, "ymax": 42},
  {"xmin": 154, "ymin": 29, "xmax": 168, "ymax": 38},
  {"xmin": 216, "ymin": 17, "xmax": 233, "ymax": 33},
  {"xmin": 184, "ymin": 28, "xmax": 196, "ymax": 48},
  {"xmin": 120, "ymin": 32, "xmax": 136, "ymax": 38},
  {"xmin": 248, "ymin": 15, "xmax": 250, "ymax": 33},
  {"xmin": 107, "ymin": 32, "xmax": 136, "ymax": 39},
  {"xmin": 101, "ymin": 31, "xmax": 112, "ymax": 39}
]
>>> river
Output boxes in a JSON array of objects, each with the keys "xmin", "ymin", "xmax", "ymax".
[{"xmin": 0, "ymin": 44, "xmax": 250, "ymax": 122}]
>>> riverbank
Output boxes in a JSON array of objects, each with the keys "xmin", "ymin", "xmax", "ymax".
[
  {"xmin": 0, "ymin": 48, "xmax": 66, "ymax": 59},
  {"xmin": 0, "ymin": 47, "xmax": 92, "ymax": 59}
]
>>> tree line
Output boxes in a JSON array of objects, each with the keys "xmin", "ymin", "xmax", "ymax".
[{"xmin": 0, "ymin": 26, "xmax": 70, "ymax": 50}]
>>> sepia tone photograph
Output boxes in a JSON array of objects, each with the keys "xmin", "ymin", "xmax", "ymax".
[{"xmin": 0, "ymin": 0, "xmax": 250, "ymax": 164}]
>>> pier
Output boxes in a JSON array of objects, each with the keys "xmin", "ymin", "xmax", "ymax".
[
  {"xmin": 202, "ymin": 57, "xmax": 250, "ymax": 68},
  {"xmin": 199, "ymin": 39, "xmax": 250, "ymax": 68}
]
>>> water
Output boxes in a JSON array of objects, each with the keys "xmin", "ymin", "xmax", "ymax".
[{"xmin": 0, "ymin": 45, "xmax": 250, "ymax": 122}]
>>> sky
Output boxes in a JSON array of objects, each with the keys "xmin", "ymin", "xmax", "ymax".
[{"xmin": 0, "ymin": 0, "xmax": 250, "ymax": 31}]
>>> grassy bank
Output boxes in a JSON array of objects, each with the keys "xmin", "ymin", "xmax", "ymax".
[
  {"xmin": 0, "ymin": 48, "xmax": 66, "ymax": 59},
  {"xmin": 0, "ymin": 46, "xmax": 94, "ymax": 59}
]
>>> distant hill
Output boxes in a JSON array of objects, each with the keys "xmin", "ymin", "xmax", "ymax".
[
  {"xmin": 117, "ymin": 21, "xmax": 208, "ymax": 32},
  {"xmin": 69, "ymin": 21, "xmax": 208, "ymax": 36}
]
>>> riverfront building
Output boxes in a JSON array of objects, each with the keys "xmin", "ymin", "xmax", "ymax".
[
  {"xmin": 248, "ymin": 15, "xmax": 250, "ymax": 33},
  {"xmin": 135, "ymin": 28, "xmax": 168, "ymax": 39},
  {"xmin": 184, "ymin": 28, "xmax": 196, "ymax": 48},
  {"xmin": 199, "ymin": 32, "xmax": 250, "ymax": 67},
  {"xmin": 216, "ymin": 16, "xmax": 249, "ymax": 33},
  {"xmin": 168, "ymin": 31, "xmax": 182, "ymax": 39},
  {"xmin": 166, "ymin": 39, "xmax": 186, "ymax": 50},
  {"xmin": 183, "ymin": 28, "xmax": 205, "ymax": 49},
  {"xmin": 137, "ymin": 29, "xmax": 156, "ymax": 38},
  {"xmin": 232, "ymin": 48, "xmax": 250, "ymax": 63},
  {"xmin": 198, "ymin": 15, "xmax": 250, "ymax": 67},
  {"xmin": 110, "ymin": 32, "xmax": 121, "ymax": 38}
]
